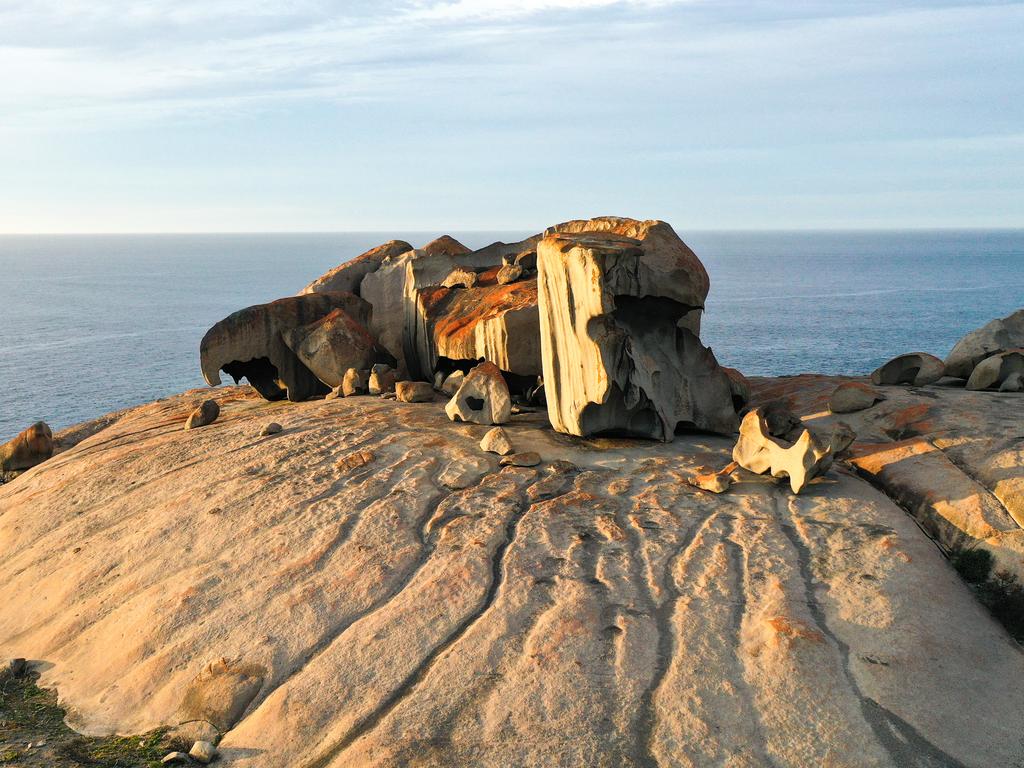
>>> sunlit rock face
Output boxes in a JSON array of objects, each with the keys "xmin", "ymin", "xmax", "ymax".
[
  {"xmin": 282, "ymin": 308, "xmax": 394, "ymax": 390},
  {"xmin": 966, "ymin": 349, "xmax": 1024, "ymax": 391},
  {"xmin": 537, "ymin": 218, "xmax": 737, "ymax": 440},
  {"xmin": 200, "ymin": 292, "xmax": 370, "ymax": 402},
  {"xmin": 299, "ymin": 240, "xmax": 412, "ymax": 296},
  {"xmin": 409, "ymin": 266, "xmax": 542, "ymax": 380},
  {"xmin": 945, "ymin": 308, "xmax": 1024, "ymax": 379}
]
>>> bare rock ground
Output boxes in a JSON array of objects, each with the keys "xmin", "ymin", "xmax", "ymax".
[{"xmin": 1, "ymin": 384, "xmax": 1023, "ymax": 767}]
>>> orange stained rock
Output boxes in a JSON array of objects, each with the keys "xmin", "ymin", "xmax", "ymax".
[{"xmin": 767, "ymin": 616, "xmax": 826, "ymax": 644}]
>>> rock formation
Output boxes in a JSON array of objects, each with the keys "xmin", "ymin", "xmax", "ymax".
[
  {"xmin": 3, "ymin": 383, "xmax": 1023, "ymax": 767},
  {"xmin": 200, "ymin": 293, "xmax": 370, "ymax": 402},
  {"xmin": 829, "ymin": 381, "xmax": 885, "ymax": 413},
  {"xmin": 0, "ymin": 421, "xmax": 53, "ymax": 474},
  {"xmin": 966, "ymin": 349, "xmax": 1024, "ymax": 391},
  {"xmin": 299, "ymin": 240, "xmax": 412, "ymax": 296},
  {"xmin": 445, "ymin": 361, "xmax": 511, "ymax": 425},
  {"xmin": 870, "ymin": 352, "xmax": 945, "ymax": 386},
  {"xmin": 395, "ymin": 381, "xmax": 434, "ymax": 403},
  {"xmin": 945, "ymin": 308, "xmax": 1024, "ymax": 379},
  {"xmin": 281, "ymin": 308, "xmax": 392, "ymax": 390},
  {"xmin": 536, "ymin": 219, "xmax": 737, "ymax": 440},
  {"xmin": 732, "ymin": 408, "xmax": 833, "ymax": 493}
]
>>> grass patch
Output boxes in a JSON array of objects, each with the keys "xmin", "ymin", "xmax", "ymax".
[{"xmin": 0, "ymin": 668, "xmax": 170, "ymax": 767}]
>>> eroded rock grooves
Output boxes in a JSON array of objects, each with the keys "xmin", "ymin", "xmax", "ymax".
[{"xmin": 2, "ymin": 387, "xmax": 1023, "ymax": 767}]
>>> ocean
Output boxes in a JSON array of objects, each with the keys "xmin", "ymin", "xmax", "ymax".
[{"xmin": 1, "ymin": 230, "xmax": 1021, "ymax": 442}]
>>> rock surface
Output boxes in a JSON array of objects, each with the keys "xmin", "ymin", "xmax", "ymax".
[
  {"xmin": 537, "ymin": 222, "xmax": 737, "ymax": 440},
  {"xmin": 300, "ymin": 240, "xmax": 413, "ymax": 296},
  {"xmin": 945, "ymin": 308, "xmax": 1024, "ymax": 379},
  {"xmin": 200, "ymin": 293, "xmax": 370, "ymax": 402},
  {"xmin": 2, "ymin": 381, "xmax": 1023, "ymax": 767}
]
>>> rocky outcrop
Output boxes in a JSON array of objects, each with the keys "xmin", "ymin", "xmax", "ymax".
[
  {"xmin": 732, "ymin": 408, "xmax": 832, "ymax": 493},
  {"xmin": 0, "ymin": 421, "xmax": 53, "ymax": 474},
  {"xmin": 870, "ymin": 352, "xmax": 945, "ymax": 386},
  {"xmin": 410, "ymin": 271, "xmax": 542, "ymax": 381},
  {"xmin": 300, "ymin": 240, "xmax": 412, "ymax": 296},
  {"xmin": 2, "ymin": 384, "xmax": 1023, "ymax": 767},
  {"xmin": 281, "ymin": 309, "xmax": 392, "ymax": 389},
  {"xmin": 537, "ymin": 221, "xmax": 736, "ymax": 440},
  {"xmin": 945, "ymin": 308, "xmax": 1024, "ymax": 379},
  {"xmin": 966, "ymin": 349, "xmax": 1024, "ymax": 391},
  {"xmin": 200, "ymin": 293, "xmax": 370, "ymax": 402}
]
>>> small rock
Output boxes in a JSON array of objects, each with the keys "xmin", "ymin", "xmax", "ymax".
[
  {"xmin": 441, "ymin": 266, "xmax": 478, "ymax": 289},
  {"xmin": 496, "ymin": 264, "xmax": 523, "ymax": 285},
  {"xmin": 342, "ymin": 368, "xmax": 370, "ymax": 396},
  {"xmin": 259, "ymin": 422, "xmax": 282, "ymax": 436},
  {"xmin": 336, "ymin": 450, "xmax": 375, "ymax": 472},
  {"xmin": 189, "ymin": 740, "xmax": 218, "ymax": 764},
  {"xmin": 500, "ymin": 451, "xmax": 541, "ymax": 467},
  {"xmin": 324, "ymin": 386, "xmax": 343, "ymax": 401},
  {"xmin": 441, "ymin": 370, "xmax": 465, "ymax": 396},
  {"xmin": 445, "ymin": 362, "xmax": 511, "ymax": 425},
  {"xmin": 8, "ymin": 658, "xmax": 27, "ymax": 677},
  {"xmin": 480, "ymin": 427, "xmax": 514, "ymax": 456},
  {"xmin": 689, "ymin": 469, "xmax": 734, "ymax": 494},
  {"xmin": 368, "ymin": 364, "xmax": 397, "ymax": 395},
  {"xmin": 870, "ymin": 352, "xmax": 945, "ymax": 386},
  {"xmin": 433, "ymin": 371, "xmax": 445, "ymax": 389},
  {"xmin": 161, "ymin": 752, "xmax": 191, "ymax": 765},
  {"xmin": 546, "ymin": 460, "xmax": 580, "ymax": 475},
  {"xmin": 829, "ymin": 382, "xmax": 885, "ymax": 413},
  {"xmin": 395, "ymin": 381, "xmax": 434, "ymax": 403},
  {"xmin": 184, "ymin": 400, "xmax": 219, "ymax": 430}
]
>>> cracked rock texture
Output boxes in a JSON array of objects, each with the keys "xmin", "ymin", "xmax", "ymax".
[{"xmin": 1, "ymin": 383, "xmax": 1023, "ymax": 767}]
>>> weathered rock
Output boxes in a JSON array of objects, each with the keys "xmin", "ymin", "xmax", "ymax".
[
  {"xmin": 945, "ymin": 308, "xmax": 1024, "ymax": 379},
  {"xmin": 759, "ymin": 399, "xmax": 803, "ymax": 439},
  {"xmin": 499, "ymin": 451, "xmax": 541, "ymax": 467},
  {"xmin": 441, "ymin": 266, "xmax": 478, "ymax": 289},
  {"xmin": 441, "ymin": 370, "xmax": 465, "ymax": 395},
  {"xmin": 0, "ymin": 421, "xmax": 53, "ymax": 473},
  {"xmin": 395, "ymin": 381, "xmax": 434, "ymax": 403},
  {"xmin": 184, "ymin": 400, "xmax": 219, "ymax": 431},
  {"xmin": 733, "ymin": 408, "xmax": 832, "ymax": 494},
  {"xmin": 259, "ymin": 422, "xmax": 282, "ymax": 436},
  {"xmin": 829, "ymin": 381, "xmax": 885, "ymax": 413},
  {"xmin": 537, "ymin": 222, "xmax": 737, "ymax": 441},
  {"xmin": 342, "ymin": 368, "xmax": 369, "ymax": 396},
  {"xmin": 161, "ymin": 752, "xmax": 190, "ymax": 764},
  {"xmin": 445, "ymin": 362, "xmax": 511, "ymax": 425},
  {"xmin": 189, "ymin": 740, "xmax": 218, "ymax": 764},
  {"xmin": 966, "ymin": 349, "xmax": 1024, "ymax": 390},
  {"xmin": 176, "ymin": 657, "xmax": 264, "ymax": 735},
  {"xmin": 1000, "ymin": 371, "xmax": 1024, "ymax": 392},
  {"xmin": 496, "ymin": 264, "xmax": 523, "ymax": 285},
  {"xmin": 300, "ymin": 240, "xmax": 412, "ymax": 296},
  {"xmin": 411, "ymin": 275, "xmax": 541, "ymax": 380},
  {"xmin": 281, "ymin": 308, "xmax": 391, "ymax": 390},
  {"xmin": 3, "ymin": 385, "xmax": 1024, "ymax": 767},
  {"xmin": 870, "ymin": 352, "xmax": 945, "ymax": 386},
  {"xmin": 8, "ymin": 658, "xmax": 27, "ymax": 677},
  {"xmin": 689, "ymin": 468, "xmax": 734, "ymax": 493},
  {"xmin": 368, "ymin": 364, "xmax": 396, "ymax": 395},
  {"xmin": 722, "ymin": 367, "xmax": 751, "ymax": 409},
  {"xmin": 479, "ymin": 427, "xmax": 513, "ymax": 456},
  {"xmin": 200, "ymin": 293, "xmax": 370, "ymax": 402},
  {"xmin": 422, "ymin": 235, "xmax": 471, "ymax": 257}
]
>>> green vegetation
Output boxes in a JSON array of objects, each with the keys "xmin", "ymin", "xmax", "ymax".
[{"xmin": 0, "ymin": 668, "xmax": 169, "ymax": 767}]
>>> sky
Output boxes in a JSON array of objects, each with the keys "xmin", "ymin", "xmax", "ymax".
[{"xmin": 0, "ymin": 0, "xmax": 1022, "ymax": 233}]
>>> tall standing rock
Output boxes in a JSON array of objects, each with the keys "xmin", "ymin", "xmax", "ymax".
[{"xmin": 536, "ymin": 218, "xmax": 737, "ymax": 440}]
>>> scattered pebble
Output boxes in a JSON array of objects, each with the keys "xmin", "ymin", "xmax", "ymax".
[
  {"xmin": 500, "ymin": 451, "xmax": 541, "ymax": 467},
  {"xmin": 184, "ymin": 400, "xmax": 220, "ymax": 431},
  {"xmin": 259, "ymin": 422, "xmax": 282, "ymax": 436},
  {"xmin": 480, "ymin": 427, "xmax": 513, "ymax": 456}
]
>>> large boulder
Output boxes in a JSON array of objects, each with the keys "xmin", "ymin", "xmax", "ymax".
[
  {"xmin": 536, "ymin": 222, "xmax": 736, "ymax": 441},
  {"xmin": 299, "ymin": 240, "xmax": 412, "ymax": 296},
  {"xmin": 282, "ymin": 309, "xmax": 392, "ymax": 389},
  {"xmin": 200, "ymin": 293, "xmax": 370, "ymax": 402},
  {"xmin": 966, "ymin": 349, "xmax": 1024, "ymax": 391},
  {"xmin": 409, "ymin": 269, "xmax": 542, "ymax": 380},
  {"xmin": 870, "ymin": 352, "xmax": 945, "ymax": 386},
  {"xmin": 732, "ymin": 408, "xmax": 833, "ymax": 494},
  {"xmin": 0, "ymin": 421, "xmax": 53, "ymax": 473},
  {"xmin": 945, "ymin": 308, "xmax": 1024, "ymax": 379}
]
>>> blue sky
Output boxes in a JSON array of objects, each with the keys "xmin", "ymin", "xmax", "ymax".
[{"xmin": 1, "ymin": 0, "xmax": 1022, "ymax": 232}]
